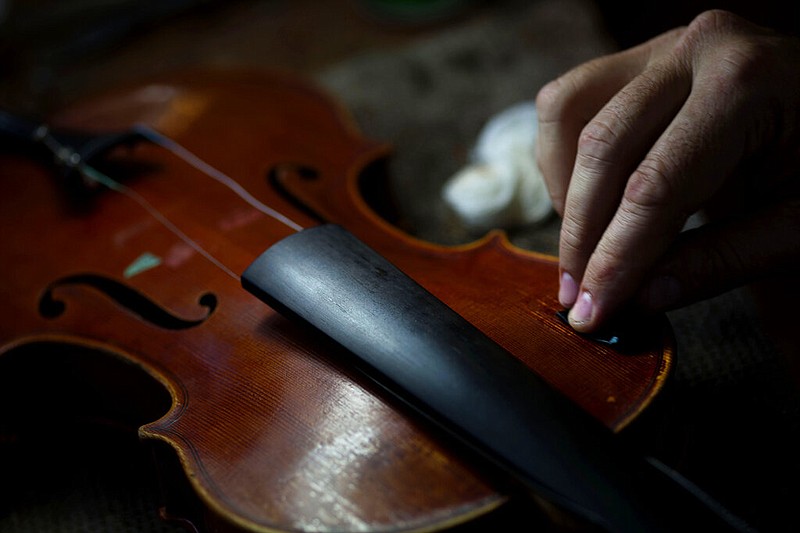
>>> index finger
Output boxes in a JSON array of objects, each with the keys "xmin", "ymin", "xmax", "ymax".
[
  {"xmin": 558, "ymin": 52, "xmax": 693, "ymax": 311},
  {"xmin": 568, "ymin": 65, "xmax": 750, "ymax": 331}
]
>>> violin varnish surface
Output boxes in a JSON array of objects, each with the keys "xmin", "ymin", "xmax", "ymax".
[{"xmin": 0, "ymin": 71, "xmax": 673, "ymax": 532}]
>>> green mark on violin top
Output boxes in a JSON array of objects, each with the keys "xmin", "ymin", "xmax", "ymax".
[
  {"xmin": 124, "ymin": 252, "xmax": 162, "ymax": 279},
  {"xmin": 83, "ymin": 166, "xmax": 163, "ymax": 279}
]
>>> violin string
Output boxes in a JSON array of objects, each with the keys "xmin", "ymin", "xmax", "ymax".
[
  {"xmin": 81, "ymin": 164, "xmax": 241, "ymax": 281},
  {"xmin": 132, "ymin": 124, "xmax": 305, "ymax": 233}
]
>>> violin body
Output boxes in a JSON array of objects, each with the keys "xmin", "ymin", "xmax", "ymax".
[{"xmin": 0, "ymin": 71, "xmax": 673, "ymax": 532}]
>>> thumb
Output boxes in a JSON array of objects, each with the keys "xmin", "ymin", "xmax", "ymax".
[{"xmin": 638, "ymin": 200, "xmax": 800, "ymax": 312}]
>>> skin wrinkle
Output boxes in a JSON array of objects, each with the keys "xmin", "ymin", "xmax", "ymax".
[
  {"xmin": 558, "ymin": 207, "xmax": 593, "ymax": 261},
  {"xmin": 587, "ymin": 232, "xmax": 634, "ymax": 288},
  {"xmin": 634, "ymin": 129, "xmax": 703, "ymax": 214},
  {"xmin": 560, "ymin": 52, "xmax": 692, "ymax": 304},
  {"xmin": 680, "ymin": 10, "xmax": 743, "ymax": 62},
  {"xmin": 680, "ymin": 37, "xmax": 783, "ymax": 208},
  {"xmin": 616, "ymin": 52, "xmax": 744, "ymax": 219},
  {"xmin": 624, "ymin": 156, "xmax": 682, "ymax": 213},
  {"xmin": 687, "ymin": 14, "xmax": 791, "ymax": 160},
  {"xmin": 535, "ymin": 43, "xmax": 662, "ymax": 217},
  {"xmin": 573, "ymin": 121, "xmax": 623, "ymax": 179},
  {"xmin": 588, "ymin": 194, "xmax": 682, "ymax": 301}
]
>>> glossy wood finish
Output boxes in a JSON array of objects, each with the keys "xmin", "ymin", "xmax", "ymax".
[{"xmin": 0, "ymin": 70, "xmax": 673, "ymax": 532}]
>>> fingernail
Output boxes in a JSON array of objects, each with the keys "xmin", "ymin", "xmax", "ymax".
[
  {"xmin": 642, "ymin": 275, "xmax": 682, "ymax": 310},
  {"xmin": 569, "ymin": 291, "xmax": 594, "ymax": 329},
  {"xmin": 559, "ymin": 271, "xmax": 579, "ymax": 307}
]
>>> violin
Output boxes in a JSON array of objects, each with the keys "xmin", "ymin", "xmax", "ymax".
[{"xmin": 0, "ymin": 70, "xmax": 742, "ymax": 532}]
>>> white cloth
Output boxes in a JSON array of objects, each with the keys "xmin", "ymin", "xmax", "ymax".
[{"xmin": 442, "ymin": 102, "xmax": 552, "ymax": 231}]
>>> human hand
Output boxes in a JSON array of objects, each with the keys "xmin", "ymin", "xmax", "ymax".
[{"xmin": 535, "ymin": 10, "xmax": 800, "ymax": 333}]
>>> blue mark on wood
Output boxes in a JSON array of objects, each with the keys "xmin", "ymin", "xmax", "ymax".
[{"xmin": 124, "ymin": 252, "xmax": 162, "ymax": 279}]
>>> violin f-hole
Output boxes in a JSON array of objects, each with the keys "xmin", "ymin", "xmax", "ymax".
[
  {"xmin": 39, "ymin": 273, "xmax": 217, "ymax": 330},
  {"xmin": 266, "ymin": 162, "xmax": 327, "ymax": 223}
]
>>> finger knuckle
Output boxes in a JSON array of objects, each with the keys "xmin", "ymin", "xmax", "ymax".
[
  {"xmin": 535, "ymin": 79, "xmax": 567, "ymax": 121},
  {"xmin": 536, "ymin": 57, "xmax": 611, "ymax": 123},
  {"xmin": 559, "ymin": 215, "xmax": 590, "ymax": 257},
  {"xmin": 575, "ymin": 119, "xmax": 621, "ymax": 169},
  {"xmin": 688, "ymin": 9, "xmax": 741, "ymax": 37},
  {"xmin": 680, "ymin": 10, "xmax": 779, "ymax": 87},
  {"xmin": 681, "ymin": 10, "xmax": 752, "ymax": 51},
  {"xmin": 585, "ymin": 250, "xmax": 629, "ymax": 290},
  {"xmin": 622, "ymin": 156, "xmax": 678, "ymax": 213},
  {"xmin": 712, "ymin": 40, "xmax": 775, "ymax": 92},
  {"xmin": 536, "ymin": 74, "xmax": 587, "ymax": 124}
]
